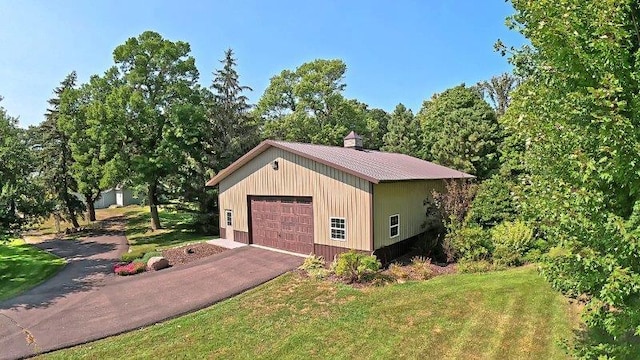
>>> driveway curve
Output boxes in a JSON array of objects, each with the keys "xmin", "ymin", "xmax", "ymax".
[{"xmin": 0, "ymin": 218, "xmax": 302, "ymax": 360}]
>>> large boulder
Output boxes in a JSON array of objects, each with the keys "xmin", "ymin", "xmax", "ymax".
[{"xmin": 147, "ymin": 256, "xmax": 170, "ymax": 271}]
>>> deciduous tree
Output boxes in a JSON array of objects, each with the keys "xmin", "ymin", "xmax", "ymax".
[
  {"xmin": 111, "ymin": 31, "xmax": 201, "ymax": 230},
  {"xmin": 504, "ymin": 0, "xmax": 640, "ymax": 356},
  {"xmin": 257, "ymin": 59, "xmax": 369, "ymax": 145}
]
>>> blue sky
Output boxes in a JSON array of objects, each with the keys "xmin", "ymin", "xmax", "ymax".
[{"xmin": 0, "ymin": 1, "xmax": 525, "ymax": 127}]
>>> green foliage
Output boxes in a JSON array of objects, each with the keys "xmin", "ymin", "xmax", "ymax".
[
  {"xmin": 33, "ymin": 72, "xmax": 86, "ymax": 228},
  {"xmin": 418, "ymin": 84, "xmax": 502, "ymax": 179},
  {"xmin": 476, "ymin": 72, "xmax": 519, "ymax": 118},
  {"xmin": 333, "ymin": 251, "xmax": 381, "ymax": 283},
  {"xmin": 381, "ymin": 103, "xmax": 421, "ymax": 156},
  {"xmin": 299, "ymin": 254, "xmax": 326, "ymax": 271},
  {"xmin": 505, "ymin": 0, "xmax": 640, "ymax": 356},
  {"xmin": 446, "ymin": 226, "xmax": 493, "ymax": 262},
  {"xmin": 0, "ymin": 98, "xmax": 52, "ymax": 237},
  {"xmin": 467, "ymin": 176, "xmax": 517, "ymax": 228},
  {"xmin": 491, "ymin": 220, "xmax": 534, "ymax": 267},
  {"xmin": 111, "ymin": 31, "xmax": 202, "ymax": 230},
  {"xmin": 457, "ymin": 259, "xmax": 504, "ymax": 274},
  {"xmin": 257, "ymin": 59, "xmax": 371, "ymax": 146}
]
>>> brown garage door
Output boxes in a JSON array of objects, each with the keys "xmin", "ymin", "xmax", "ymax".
[{"xmin": 250, "ymin": 197, "xmax": 314, "ymax": 254}]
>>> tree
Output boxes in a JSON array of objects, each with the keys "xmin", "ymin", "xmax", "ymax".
[
  {"xmin": 111, "ymin": 31, "xmax": 201, "ymax": 230},
  {"xmin": 381, "ymin": 103, "xmax": 421, "ymax": 156},
  {"xmin": 364, "ymin": 107, "xmax": 390, "ymax": 150},
  {"xmin": 418, "ymin": 85, "xmax": 502, "ymax": 179},
  {"xmin": 0, "ymin": 97, "xmax": 51, "ymax": 239},
  {"xmin": 58, "ymin": 69, "xmax": 122, "ymax": 221},
  {"xmin": 504, "ymin": 0, "xmax": 640, "ymax": 357},
  {"xmin": 476, "ymin": 73, "xmax": 519, "ymax": 117},
  {"xmin": 208, "ymin": 49, "xmax": 258, "ymax": 172},
  {"xmin": 34, "ymin": 72, "xmax": 85, "ymax": 229},
  {"xmin": 257, "ymin": 59, "xmax": 369, "ymax": 146}
]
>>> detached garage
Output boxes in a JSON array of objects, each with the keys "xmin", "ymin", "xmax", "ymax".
[{"xmin": 206, "ymin": 132, "xmax": 473, "ymax": 261}]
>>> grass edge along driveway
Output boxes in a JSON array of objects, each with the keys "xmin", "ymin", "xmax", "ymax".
[
  {"xmin": 41, "ymin": 266, "xmax": 579, "ymax": 360},
  {"xmin": 0, "ymin": 239, "xmax": 66, "ymax": 302}
]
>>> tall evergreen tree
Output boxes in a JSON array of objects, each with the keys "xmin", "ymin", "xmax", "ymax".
[
  {"xmin": 35, "ymin": 72, "xmax": 85, "ymax": 229},
  {"xmin": 418, "ymin": 85, "xmax": 502, "ymax": 179},
  {"xmin": 208, "ymin": 49, "xmax": 257, "ymax": 171},
  {"xmin": 381, "ymin": 103, "xmax": 421, "ymax": 156}
]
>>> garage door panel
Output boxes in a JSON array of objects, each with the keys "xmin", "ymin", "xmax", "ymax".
[{"xmin": 250, "ymin": 197, "xmax": 314, "ymax": 254}]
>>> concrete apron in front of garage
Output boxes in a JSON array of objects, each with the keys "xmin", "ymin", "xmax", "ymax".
[{"xmin": 208, "ymin": 238, "xmax": 309, "ymax": 258}]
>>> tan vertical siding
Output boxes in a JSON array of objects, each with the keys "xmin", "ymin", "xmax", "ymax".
[
  {"xmin": 373, "ymin": 180, "xmax": 445, "ymax": 249},
  {"xmin": 219, "ymin": 147, "xmax": 372, "ymax": 251}
]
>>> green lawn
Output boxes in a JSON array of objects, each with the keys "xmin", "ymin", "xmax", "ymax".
[
  {"xmin": 41, "ymin": 267, "xmax": 578, "ymax": 359},
  {"xmin": 0, "ymin": 239, "xmax": 66, "ymax": 301},
  {"xmin": 119, "ymin": 205, "xmax": 216, "ymax": 259}
]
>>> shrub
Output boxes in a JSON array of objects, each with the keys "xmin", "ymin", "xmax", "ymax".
[
  {"xmin": 307, "ymin": 268, "xmax": 331, "ymax": 280},
  {"xmin": 457, "ymin": 259, "xmax": 504, "ymax": 273},
  {"xmin": 446, "ymin": 225, "xmax": 492, "ymax": 262},
  {"xmin": 491, "ymin": 220, "xmax": 534, "ymax": 266},
  {"xmin": 410, "ymin": 256, "xmax": 434, "ymax": 280},
  {"xmin": 299, "ymin": 254, "xmax": 326, "ymax": 271},
  {"xmin": 333, "ymin": 251, "xmax": 381, "ymax": 283},
  {"xmin": 387, "ymin": 263, "xmax": 409, "ymax": 281},
  {"xmin": 114, "ymin": 261, "xmax": 147, "ymax": 276},
  {"xmin": 141, "ymin": 251, "xmax": 162, "ymax": 263},
  {"xmin": 467, "ymin": 176, "xmax": 517, "ymax": 228}
]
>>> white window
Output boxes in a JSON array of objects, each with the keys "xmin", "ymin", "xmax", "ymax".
[
  {"xmin": 330, "ymin": 217, "xmax": 346, "ymax": 241},
  {"xmin": 390, "ymin": 214, "xmax": 399, "ymax": 238},
  {"xmin": 225, "ymin": 210, "xmax": 233, "ymax": 227}
]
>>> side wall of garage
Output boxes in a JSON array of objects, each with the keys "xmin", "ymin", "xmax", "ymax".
[
  {"xmin": 219, "ymin": 147, "xmax": 373, "ymax": 252},
  {"xmin": 372, "ymin": 179, "xmax": 445, "ymax": 249}
]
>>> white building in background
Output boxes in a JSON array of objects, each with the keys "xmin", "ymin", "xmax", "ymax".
[{"xmin": 74, "ymin": 186, "xmax": 141, "ymax": 209}]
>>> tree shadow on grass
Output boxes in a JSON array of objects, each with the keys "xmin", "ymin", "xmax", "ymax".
[
  {"xmin": 0, "ymin": 234, "xmax": 124, "ymax": 310},
  {"xmin": 125, "ymin": 210, "xmax": 209, "ymax": 249}
]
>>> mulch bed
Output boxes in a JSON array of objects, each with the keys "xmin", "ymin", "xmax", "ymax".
[{"xmin": 162, "ymin": 243, "xmax": 228, "ymax": 267}]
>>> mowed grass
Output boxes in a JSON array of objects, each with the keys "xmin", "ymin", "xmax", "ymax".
[
  {"xmin": 120, "ymin": 205, "xmax": 216, "ymax": 257},
  {"xmin": 0, "ymin": 239, "xmax": 66, "ymax": 301},
  {"xmin": 41, "ymin": 267, "xmax": 578, "ymax": 360}
]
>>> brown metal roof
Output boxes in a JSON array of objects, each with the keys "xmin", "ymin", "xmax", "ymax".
[{"xmin": 206, "ymin": 140, "xmax": 474, "ymax": 186}]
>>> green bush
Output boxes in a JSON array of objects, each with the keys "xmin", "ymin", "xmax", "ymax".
[
  {"xmin": 491, "ymin": 220, "xmax": 534, "ymax": 266},
  {"xmin": 410, "ymin": 256, "xmax": 434, "ymax": 280},
  {"xmin": 141, "ymin": 251, "xmax": 163, "ymax": 263},
  {"xmin": 466, "ymin": 176, "xmax": 517, "ymax": 228},
  {"xmin": 333, "ymin": 251, "xmax": 381, "ymax": 283},
  {"xmin": 299, "ymin": 254, "xmax": 326, "ymax": 271},
  {"xmin": 447, "ymin": 225, "xmax": 493, "ymax": 261},
  {"xmin": 457, "ymin": 259, "xmax": 504, "ymax": 273}
]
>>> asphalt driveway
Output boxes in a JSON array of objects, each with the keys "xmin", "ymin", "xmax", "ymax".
[{"xmin": 0, "ymin": 226, "xmax": 302, "ymax": 360}]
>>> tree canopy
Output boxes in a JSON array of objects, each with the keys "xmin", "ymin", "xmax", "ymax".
[
  {"xmin": 505, "ymin": 0, "xmax": 640, "ymax": 356},
  {"xmin": 257, "ymin": 59, "xmax": 371, "ymax": 146},
  {"xmin": 418, "ymin": 85, "xmax": 502, "ymax": 179}
]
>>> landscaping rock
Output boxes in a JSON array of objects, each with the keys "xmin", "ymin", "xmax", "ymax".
[
  {"xmin": 184, "ymin": 248, "xmax": 195, "ymax": 254},
  {"xmin": 147, "ymin": 256, "xmax": 170, "ymax": 271}
]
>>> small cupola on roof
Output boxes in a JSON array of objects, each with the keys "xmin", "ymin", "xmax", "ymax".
[{"xmin": 343, "ymin": 131, "xmax": 363, "ymax": 150}]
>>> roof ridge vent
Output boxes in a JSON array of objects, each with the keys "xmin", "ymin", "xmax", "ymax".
[{"xmin": 343, "ymin": 131, "xmax": 363, "ymax": 150}]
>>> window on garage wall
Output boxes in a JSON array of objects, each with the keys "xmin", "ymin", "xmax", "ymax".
[{"xmin": 330, "ymin": 217, "xmax": 346, "ymax": 241}]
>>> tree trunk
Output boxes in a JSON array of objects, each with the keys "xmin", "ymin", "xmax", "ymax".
[
  {"xmin": 85, "ymin": 194, "xmax": 96, "ymax": 222},
  {"xmin": 148, "ymin": 182, "xmax": 162, "ymax": 230}
]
